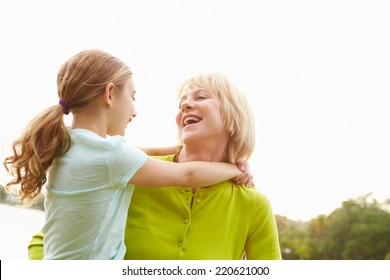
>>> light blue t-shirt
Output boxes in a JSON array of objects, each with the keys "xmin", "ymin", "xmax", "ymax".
[{"xmin": 42, "ymin": 129, "xmax": 147, "ymax": 259}]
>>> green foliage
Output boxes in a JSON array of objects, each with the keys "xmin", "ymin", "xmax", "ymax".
[
  {"xmin": 323, "ymin": 194, "xmax": 390, "ymax": 259},
  {"xmin": 0, "ymin": 184, "xmax": 44, "ymax": 210},
  {"xmin": 276, "ymin": 193, "xmax": 390, "ymax": 260},
  {"xmin": 276, "ymin": 215, "xmax": 310, "ymax": 259}
]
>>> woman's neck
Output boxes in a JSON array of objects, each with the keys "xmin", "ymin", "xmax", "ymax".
[{"xmin": 177, "ymin": 143, "xmax": 226, "ymax": 163}]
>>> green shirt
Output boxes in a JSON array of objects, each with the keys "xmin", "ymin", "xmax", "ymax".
[
  {"xmin": 125, "ymin": 157, "xmax": 281, "ymax": 260},
  {"xmin": 28, "ymin": 155, "xmax": 281, "ymax": 260}
]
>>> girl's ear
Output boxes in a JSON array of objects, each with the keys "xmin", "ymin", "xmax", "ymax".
[{"xmin": 102, "ymin": 83, "xmax": 116, "ymax": 107}]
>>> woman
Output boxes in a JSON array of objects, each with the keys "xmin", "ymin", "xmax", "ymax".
[
  {"xmin": 124, "ymin": 73, "xmax": 281, "ymax": 260},
  {"xmin": 28, "ymin": 73, "xmax": 281, "ymax": 260}
]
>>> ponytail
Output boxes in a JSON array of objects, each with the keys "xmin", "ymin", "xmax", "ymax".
[{"xmin": 3, "ymin": 105, "xmax": 70, "ymax": 205}]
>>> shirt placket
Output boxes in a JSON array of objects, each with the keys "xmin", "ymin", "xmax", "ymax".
[{"xmin": 177, "ymin": 188, "xmax": 208, "ymax": 258}]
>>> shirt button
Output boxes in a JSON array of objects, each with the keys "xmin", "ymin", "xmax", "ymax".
[
  {"xmin": 184, "ymin": 218, "xmax": 189, "ymax": 224},
  {"xmin": 196, "ymin": 199, "xmax": 201, "ymax": 204},
  {"xmin": 178, "ymin": 241, "xmax": 183, "ymax": 247}
]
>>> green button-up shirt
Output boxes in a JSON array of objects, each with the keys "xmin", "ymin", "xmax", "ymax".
[{"xmin": 124, "ymin": 155, "xmax": 281, "ymax": 260}]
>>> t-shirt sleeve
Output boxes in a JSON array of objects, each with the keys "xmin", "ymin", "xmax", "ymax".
[
  {"xmin": 28, "ymin": 231, "xmax": 44, "ymax": 260},
  {"xmin": 107, "ymin": 136, "xmax": 148, "ymax": 187},
  {"xmin": 245, "ymin": 191, "xmax": 282, "ymax": 260}
]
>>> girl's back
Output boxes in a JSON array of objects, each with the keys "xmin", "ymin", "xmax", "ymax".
[{"xmin": 43, "ymin": 129, "xmax": 147, "ymax": 259}]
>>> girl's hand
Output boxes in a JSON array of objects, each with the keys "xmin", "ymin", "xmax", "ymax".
[{"xmin": 232, "ymin": 160, "xmax": 255, "ymax": 187}]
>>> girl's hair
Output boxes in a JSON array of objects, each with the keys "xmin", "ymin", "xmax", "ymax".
[
  {"xmin": 177, "ymin": 73, "xmax": 255, "ymax": 163},
  {"xmin": 3, "ymin": 49, "xmax": 132, "ymax": 204}
]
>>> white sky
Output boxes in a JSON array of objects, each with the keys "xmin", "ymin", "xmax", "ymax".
[{"xmin": 1, "ymin": 0, "xmax": 389, "ymax": 221}]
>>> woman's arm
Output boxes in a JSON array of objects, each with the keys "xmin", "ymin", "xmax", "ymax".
[
  {"xmin": 28, "ymin": 231, "xmax": 44, "ymax": 260},
  {"xmin": 245, "ymin": 192, "xmax": 282, "ymax": 260},
  {"xmin": 129, "ymin": 157, "xmax": 242, "ymax": 188}
]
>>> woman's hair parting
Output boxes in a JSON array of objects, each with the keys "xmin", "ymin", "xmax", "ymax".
[
  {"xmin": 3, "ymin": 49, "xmax": 132, "ymax": 205},
  {"xmin": 177, "ymin": 73, "xmax": 256, "ymax": 163}
]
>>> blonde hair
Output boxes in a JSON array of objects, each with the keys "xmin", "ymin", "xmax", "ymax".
[
  {"xmin": 177, "ymin": 73, "xmax": 255, "ymax": 163},
  {"xmin": 3, "ymin": 49, "xmax": 132, "ymax": 204}
]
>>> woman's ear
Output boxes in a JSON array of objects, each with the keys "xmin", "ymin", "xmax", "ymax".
[{"xmin": 102, "ymin": 83, "xmax": 116, "ymax": 107}]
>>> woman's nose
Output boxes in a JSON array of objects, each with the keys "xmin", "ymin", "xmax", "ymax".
[{"xmin": 180, "ymin": 99, "xmax": 195, "ymax": 110}]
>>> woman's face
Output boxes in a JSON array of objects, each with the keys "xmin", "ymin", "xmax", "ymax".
[{"xmin": 176, "ymin": 85, "xmax": 228, "ymax": 145}]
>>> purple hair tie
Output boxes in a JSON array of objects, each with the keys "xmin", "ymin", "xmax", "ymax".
[{"xmin": 59, "ymin": 99, "xmax": 70, "ymax": 115}]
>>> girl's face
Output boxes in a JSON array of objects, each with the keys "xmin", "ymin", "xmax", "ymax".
[
  {"xmin": 108, "ymin": 77, "xmax": 137, "ymax": 136},
  {"xmin": 175, "ymin": 85, "xmax": 228, "ymax": 145}
]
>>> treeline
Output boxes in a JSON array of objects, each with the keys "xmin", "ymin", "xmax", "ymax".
[
  {"xmin": 277, "ymin": 193, "xmax": 390, "ymax": 260},
  {"xmin": 1, "ymin": 185, "xmax": 390, "ymax": 259},
  {"xmin": 0, "ymin": 184, "xmax": 44, "ymax": 210}
]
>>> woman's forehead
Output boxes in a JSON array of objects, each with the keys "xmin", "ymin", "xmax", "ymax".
[{"xmin": 181, "ymin": 84, "xmax": 214, "ymax": 96}]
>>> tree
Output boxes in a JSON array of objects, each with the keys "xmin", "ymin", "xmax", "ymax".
[
  {"xmin": 276, "ymin": 194, "xmax": 390, "ymax": 259},
  {"xmin": 276, "ymin": 215, "xmax": 310, "ymax": 259},
  {"xmin": 0, "ymin": 183, "xmax": 44, "ymax": 210},
  {"xmin": 322, "ymin": 194, "xmax": 390, "ymax": 259}
]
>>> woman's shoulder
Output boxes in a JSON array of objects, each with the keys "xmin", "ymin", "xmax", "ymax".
[
  {"xmin": 226, "ymin": 182, "xmax": 270, "ymax": 198},
  {"xmin": 219, "ymin": 182, "xmax": 274, "ymax": 211}
]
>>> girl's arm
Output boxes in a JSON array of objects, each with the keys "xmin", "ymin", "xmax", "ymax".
[
  {"xmin": 138, "ymin": 146, "xmax": 182, "ymax": 156},
  {"xmin": 129, "ymin": 157, "xmax": 242, "ymax": 188}
]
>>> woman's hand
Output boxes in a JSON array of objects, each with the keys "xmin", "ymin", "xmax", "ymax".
[{"xmin": 232, "ymin": 160, "xmax": 254, "ymax": 187}]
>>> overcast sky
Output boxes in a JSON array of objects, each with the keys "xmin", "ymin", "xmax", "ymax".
[{"xmin": 1, "ymin": 0, "xmax": 389, "ymax": 221}]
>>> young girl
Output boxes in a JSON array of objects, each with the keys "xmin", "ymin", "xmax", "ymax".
[{"xmin": 3, "ymin": 49, "xmax": 244, "ymax": 260}]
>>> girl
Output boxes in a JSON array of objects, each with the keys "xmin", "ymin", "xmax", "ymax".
[{"xmin": 3, "ymin": 49, "xmax": 245, "ymax": 259}]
